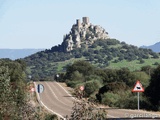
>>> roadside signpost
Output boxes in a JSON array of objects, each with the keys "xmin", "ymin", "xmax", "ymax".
[
  {"xmin": 132, "ymin": 80, "xmax": 144, "ymax": 110},
  {"xmin": 37, "ymin": 84, "xmax": 44, "ymax": 93}
]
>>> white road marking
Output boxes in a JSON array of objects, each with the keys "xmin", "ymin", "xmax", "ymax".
[
  {"xmin": 45, "ymin": 82, "xmax": 72, "ymax": 109},
  {"xmin": 34, "ymin": 82, "xmax": 65, "ymax": 120},
  {"xmin": 55, "ymin": 82, "xmax": 77, "ymax": 100}
]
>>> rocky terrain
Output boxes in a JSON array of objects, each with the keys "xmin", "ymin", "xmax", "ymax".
[{"xmin": 52, "ymin": 17, "xmax": 109, "ymax": 52}]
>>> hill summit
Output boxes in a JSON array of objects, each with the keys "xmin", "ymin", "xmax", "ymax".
[
  {"xmin": 24, "ymin": 17, "xmax": 160, "ymax": 80},
  {"xmin": 53, "ymin": 17, "xmax": 109, "ymax": 52}
]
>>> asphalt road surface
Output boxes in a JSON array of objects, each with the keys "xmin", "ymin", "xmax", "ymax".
[
  {"xmin": 35, "ymin": 81, "xmax": 74, "ymax": 119},
  {"xmin": 34, "ymin": 81, "xmax": 160, "ymax": 120},
  {"xmin": 107, "ymin": 108, "xmax": 160, "ymax": 119}
]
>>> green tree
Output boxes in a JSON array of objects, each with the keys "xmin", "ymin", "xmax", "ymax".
[
  {"xmin": 0, "ymin": 59, "xmax": 39, "ymax": 119},
  {"xmin": 145, "ymin": 65, "xmax": 160, "ymax": 110},
  {"xmin": 141, "ymin": 65, "xmax": 153, "ymax": 76},
  {"xmin": 65, "ymin": 60, "xmax": 94, "ymax": 80},
  {"xmin": 71, "ymin": 71, "xmax": 84, "ymax": 81},
  {"xmin": 0, "ymin": 66, "xmax": 15, "ymax": 119},
  {"xmin": 84, "ymin": 81, "xmax": 100, "ymax": 97}
]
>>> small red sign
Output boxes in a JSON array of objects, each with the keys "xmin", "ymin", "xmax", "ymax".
[
  {"xmin": 132, "ymin": 80, "xmax": 144, "ymax": 92},
  {"xmin": 80, "ymin": 86, "xmax": 84, "ymax": 91},
  {"xmin": 30, "ymin": 88, "xmax": 35, "ymax": 92}
]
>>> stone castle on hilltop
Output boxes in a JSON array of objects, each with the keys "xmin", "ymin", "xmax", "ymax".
[
  {"xmin": 60, "ymin": 17, "xmax": 110, "ymax": 52},
  {"xmin": 76, "ymin": 17, "xmax": 90, "ymax": 29}
]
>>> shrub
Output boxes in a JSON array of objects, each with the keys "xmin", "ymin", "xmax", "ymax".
[
  {"xmin": 101, "ymin": 92, "xmax": 120, "ymax": 107},
  {"xmin": 84, "ymin": 81, "xmax": 100, "ymax": 97},
  {"xmin": 71, "ymin": 71, "xmax": 84, "ymax": 81},
  {"xmin": 66, "ymin": 80, "xmax": 81, "ymax": 88},
  {"xmin": 45, "ymin": 114, "xmax": 58, "ymax": 120}
]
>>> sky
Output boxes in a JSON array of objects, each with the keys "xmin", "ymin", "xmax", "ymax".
[{"xmin": 0, "ymin": 0, "xmax": 160, "ymax": 49}]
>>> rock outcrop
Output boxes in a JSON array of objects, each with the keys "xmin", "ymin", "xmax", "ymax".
[{"xmin": 61, "ymin": 17, "xmax": 109, "ymax": 52}]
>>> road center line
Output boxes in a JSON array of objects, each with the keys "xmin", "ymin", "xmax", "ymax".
[
  {"xmin": 45, "ymin": 82, "xmax": 72, "ymax": 109},
  {"xmin": 34, "ymin": 82, "xmax": 65, "ymax": 120},
  {"xmin": 107, "ymin": 114, "xmax": 117, "ymax": 118}
]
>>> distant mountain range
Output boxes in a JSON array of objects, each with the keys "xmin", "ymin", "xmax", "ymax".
[
  {"xmin": 140, "ymin": 42, "xmax": 160, "ymax": 53},
  {"xmin": 0, "ymin": 49, "xmax": 44, "ymax": 60}
]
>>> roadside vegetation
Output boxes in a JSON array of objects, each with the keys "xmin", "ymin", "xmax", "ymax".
[
  {"xmin": 67, "ymin": 88, "xmax": 107, "ymax": 120},
  {"xmin": 23, "ymin": 38, "xmax": 160, "ymax": 112},
  {"xmin": 0, "ymin": 59, "xmax": 58, "ymax": 120},
  {"xmin": 60, "ymin": 60, "xmax": 160, "ymax": 111}
]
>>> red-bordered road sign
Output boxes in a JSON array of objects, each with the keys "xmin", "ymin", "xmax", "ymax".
[
  {"xmin": 132, "ymin": 80, "xmax": 144, "ymax": 92},
  {"xmin": 30, "ymin": 88, "xmax": 35, "ymax": 92},
  {"xmin": 80, "ymin": 86, "xmax": 84, "ymax": 91}
]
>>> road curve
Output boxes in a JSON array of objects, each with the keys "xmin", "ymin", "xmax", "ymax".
[
  {"xmin": 34, "ymin": 81, "xmax": 160, "ymax": 120},
  {"xmin": 34, "ymin": 81, "xmax": 74, "ymax": 118}
]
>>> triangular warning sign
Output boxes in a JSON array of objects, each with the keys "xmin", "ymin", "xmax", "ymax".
[{"xmin": 132, "ymin": 80, "xmax": 144, "ymax": 92}]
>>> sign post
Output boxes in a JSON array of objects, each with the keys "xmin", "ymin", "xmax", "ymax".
[
  {"xmin": 138, "ymin": 92, "xmax": 139, "ymax": 110},
  {"xmin": 37, "ymin": 84, "xmax": 44, "ymax": 93},
  {"xmin": 132, "ymin": 80, "xmax": 144, "ymax": 110}
]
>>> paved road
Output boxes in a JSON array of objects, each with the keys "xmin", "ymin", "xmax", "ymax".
[
  {"xmin": 107, "ymin": 108, "xmax": 160, "ymax": 119},
  {"xmin": 35, "ymin": 81, "xmax": 74, "ymax": 119},
  {"xmin": 35, "ymin": 81, "xmax": 160, "ymax": 120}
]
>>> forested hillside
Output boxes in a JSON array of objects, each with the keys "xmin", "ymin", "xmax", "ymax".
[{"xmin": 24, "ymin": 38, "xmax": 160, "ymax": 80}]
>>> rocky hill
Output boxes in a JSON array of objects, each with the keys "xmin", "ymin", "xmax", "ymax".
[
  {"xmin": 24, "ymin": 17, "xmax": 160, "ymax": 80},
  {"xmin": 51, "ymin": 17, "xmax": 109, "ymax": 52}
]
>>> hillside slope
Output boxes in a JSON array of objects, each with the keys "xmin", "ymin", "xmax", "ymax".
[
  {"xmin": 24, "ymin": 17, "xmax": 160, "ymax": 80},
  {"xmin": 141, "ymin": 42, "xmax": 160, "ymax": 53},
  {"xmin": 24, "ymin": 39, "xmax": 160, "ymax": 80}
]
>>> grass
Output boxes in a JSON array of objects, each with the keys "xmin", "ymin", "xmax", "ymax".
[
  {"xmin": 56, "ymin": 57, "xmax": 86, "ymax": 72},
  {"xmin": 108, "ymin": 58, "xmax": 160, "ymax": 71},
  {"xmin": 49, "ymin": 57, "xmax": 160, "ymax": 73}
]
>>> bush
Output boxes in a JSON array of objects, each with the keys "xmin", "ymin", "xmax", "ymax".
[
  {"xmin": 100, "ymin": 90, "xmax": 145, "ymax": 109},
  {"xmin": 139, "ymin": 59, "xmax": 145, "ymax": 64},
  {"xmin": 84, "ymin": 81, "xmax": 100, "ymax": 97},
  {"xmin": 101, "ymin": 92, "xmax": 120, "ymax": 107},
  {"xmin": 66, "ymin": 80, "xmax": 81, "ymax": 88},
  {"xmin": 71, "ymin": 71, "xmax": 84, "ymax": 81},
  {"xmin": 153, "ymin": 62, "xmax": 159, "ymax": 66},
  {"xmin": 45, "ymin": 114, "xmax": 58, "ymax": 120}
]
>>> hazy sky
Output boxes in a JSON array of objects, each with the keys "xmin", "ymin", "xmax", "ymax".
[{"xmin": 0, "ymin": 0, "xmax": 160, "ymax": 49}]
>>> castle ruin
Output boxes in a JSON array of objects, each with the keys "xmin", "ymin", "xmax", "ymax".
[
  {"xmin": 82, "ymin": 17, "xmax": 89, "ymax": 25},
  {"xmin": 62, "ymin": 17, "xmax": 109, "ymax": 52},
  {"xmin": 76, "ymin": 17, "xmax": 90, "ymax": 28}
]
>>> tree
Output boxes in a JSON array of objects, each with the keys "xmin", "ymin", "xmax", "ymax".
[
  {"xmin": 0, "ymin": 66, "xmax": 15, "ymax": 119},
  {"xmin": 69, "ymin": 88, "xmax": 107, "ymax": 120},
  {"xmin": 141, "ymin": 65, "xmax": 153, "ymax": 76},
  {"xmin": 0, "ymin": 59, "xmax": 39, "ymax": 119},
  {"xmin": 70, "ymin": 71, "xmax": 84, "ymax": 81},
  {"xmin": 84, "ymin": 81, "xmax": 100, "ymax": 97},
  {"xmin": 65, "ymin": 60, "xmax": 94, "ymax": 80},
  {"xmin": 145, "ymin": 65, "xmax": 160, "ymax": 110}
]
